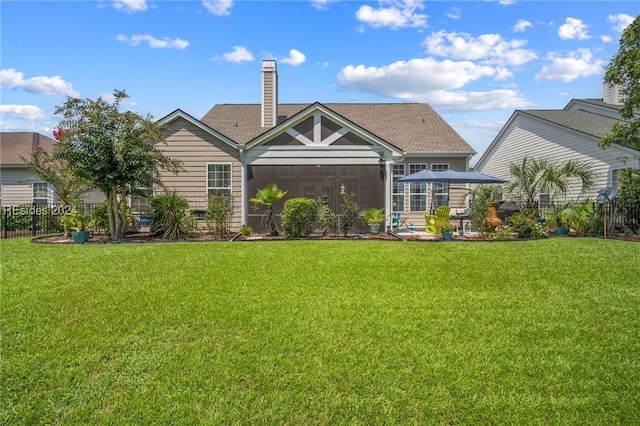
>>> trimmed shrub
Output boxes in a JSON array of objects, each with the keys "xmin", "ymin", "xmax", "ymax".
[
  {"xmin": 340, "ymin": 193, "xmax": 360, "ymax": 236},
  {"xmin": 206, "ymin": 192, "xmax": 235, "ymax": 238},
  {"xmin": 316, "ymin": 199, "xmax": 337, "ymax": 236},
  {"xmin": 281, "ymin": 197, "xmax": 317, "ymax": 238}
]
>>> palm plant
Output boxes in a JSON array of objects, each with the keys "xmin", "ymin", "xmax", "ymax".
[
  {"xmin": 505, "ymin": 156, "xmax": 596, "ymax": 213},
  {"xmin": 249, "ymin": 183, "xmax": 288, "ymax": 235}
]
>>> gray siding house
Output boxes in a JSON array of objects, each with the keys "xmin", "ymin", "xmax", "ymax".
[
  {"xmin": 475, "ymin": 87, "xmax": 640, "ymax": 203},
  {"xmin": 157, "ymin": 59, "xmax": 476, "ymax": 231},
  {"xmin": 0, "ymin": 132, "xmax": 104, "ymax": 207},
  {"xmin": 0, "ymin": 132, "xmax": 58, "ymax": 206}
]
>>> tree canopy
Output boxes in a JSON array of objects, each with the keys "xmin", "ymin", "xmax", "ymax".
[
  {"xmin": 601, "ymin": 15, "xmax": 640, "ymax": 151},
  {"xmin": 53, "ymin": 90, "xmax": 182, "ymax": 240}
]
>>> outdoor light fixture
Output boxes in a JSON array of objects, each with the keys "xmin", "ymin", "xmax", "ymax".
[
  {"xmin": 378, "ymin": 151, "xmax": 386, "ymax": 181},
  {"xmin": 340, "ymin": 184, "xmax": 346, "ymax": 196}
]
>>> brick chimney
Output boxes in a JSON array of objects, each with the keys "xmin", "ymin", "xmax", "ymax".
[{"xmin": 261, "ymin": 59, "xmax": 278, "ymax": 128}]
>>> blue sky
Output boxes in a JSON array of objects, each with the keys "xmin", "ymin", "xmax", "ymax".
[{"xmin": 1, "ymin": 1, "xmax": 638, "ymax": 162}]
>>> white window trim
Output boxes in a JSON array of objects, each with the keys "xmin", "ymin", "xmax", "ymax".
[
  {"xmin": 392, "ymin": 164, "xmax": 405, "ymax": 212},
  {"xmin": 409, "ymin": 163, "xmax": 428, "ymax": 212},
  {"xmin": 206, "ymin": 163, "xmax": 233, "ymax": 197},
  {"xmin": 32, "ymin": 182, "xmax": 52, "ymax": 204}
]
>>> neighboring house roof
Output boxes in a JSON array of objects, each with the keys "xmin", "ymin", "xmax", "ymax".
[
  {"xmin": 521, "ymin": 109, "xmax": 621, "ymax": 139},
  {"xmin": 1, "ymin": 132, "xmax": 57, "ymax": 166},
  {"xmin": 567, "ymin": 98, "xmax": 625, "ymax": 113},
  {"xmin": 475, "ymin": 98, "xmax": 639, "ymax": 170},
  {"xmin": 200, "ymin": 103, "xmax": 475, "ymax": 154}
]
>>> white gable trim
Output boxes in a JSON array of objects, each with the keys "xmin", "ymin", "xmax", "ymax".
[
  {"xmin": 157, "ymin": 109, "xmax": 238, "ymax": 150},
  {"xmin": 245, "ymin": 102, "xmax": 403, "ymax": 156}
]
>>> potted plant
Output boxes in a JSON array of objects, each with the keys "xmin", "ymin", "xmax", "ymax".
[
  {"xmin": 439, "ymin": 223, "xmax": 456, "ymax": 240},
  {"xmin": 67, "ymin": 206, "xmax": 90, "ymax": 243},
  {"xmin": 360, "ymin": 207, "xmax": 385, "ymax": 234}
]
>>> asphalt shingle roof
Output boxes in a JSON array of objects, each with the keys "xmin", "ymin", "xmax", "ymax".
[
  {"xmin": 522, "ymin": 109, "xmax": 621, "ymax": 139},
  {"xmin": 0, "ymin": 132, "xmax": 57, "ymax": 165},
  {"xmin": 200, "ymin": 103, "xmax": 475, "ymax": 154}
]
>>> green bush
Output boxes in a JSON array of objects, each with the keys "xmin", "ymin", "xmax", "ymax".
[
  {"xmin": 316, "ymin": 199, "xmax": 337, "ymax": 236},
  {"xmin": 281, "ymin": 197, "xmax": 317, "ymax": 238},
  {"xmin": 206, "ymin": 192, "xmax": 235, "ymax": 237},
  {"xmin": 150, "ymin": 191, "xmax": 197, "ymax": 240},
  {"xmin": 90, "ymin": 202, "xmax": 110, "ymax": 234},
  {"xmin": 339, "ymin": 193, "xmax": 360, "ymax": 236},
  {"xmin": 1, "ymin": 205, "xmax": 33, "ymax": 231}
]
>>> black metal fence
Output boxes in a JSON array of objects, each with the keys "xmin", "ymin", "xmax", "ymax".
[{"xmin": 1, "ymin": 203, "xmax": 103, "ymax": 239}]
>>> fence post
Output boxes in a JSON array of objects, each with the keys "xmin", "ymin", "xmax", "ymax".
[
  {"xmin": 3, "ymin": 207, "xmax": 7, "ymax": 239},
  {"xmin": 32, "ymin": 203, "xmax": 38, "ymax": 236}
]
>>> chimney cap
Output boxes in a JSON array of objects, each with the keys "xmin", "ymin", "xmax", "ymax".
[{"xmin": 262, "ymin": 59, "xmax": 277, "ymax": 71}]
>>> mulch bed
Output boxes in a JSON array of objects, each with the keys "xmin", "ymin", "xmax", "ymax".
[{"xmin": 32, "ymin": 231, "xmax": 408, "ymax": 244}]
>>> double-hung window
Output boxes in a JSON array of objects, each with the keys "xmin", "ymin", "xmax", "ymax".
[
  {"xmin": 207, "ymin": 164, "xmax": 232, "ymax": 197},
  {"xmin": 33, "ymin": 182, "xmax": 50, "ymax": 205},
  {"xmin": 409, "ymin": 163, "xmax": 428, "ymax": 212},
  {"xmin": 392, "ymin": 164, "xmax": 405, "ymax": 212},
  {"xmin": 430, "ymin": 163, "xmax": 449, "ymax": 209}
]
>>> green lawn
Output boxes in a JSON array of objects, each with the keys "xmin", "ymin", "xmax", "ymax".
[{"xmin": 2, "ymin": 238, "xmax": 639, "ymax": 425}]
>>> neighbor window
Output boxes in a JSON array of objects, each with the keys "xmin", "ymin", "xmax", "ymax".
[
  {"xmin": 131, "ymin": 189, "xmax": 153, "ymax": 213},
  {"xmin": 392, "ymin": 164, "xmax": 405, "ymax": 212},
  {"xmin": 207, "ymin": 164, "xmax": 232, "ymax": 197},
  {"xmin": 33, "ymin": 182, "xmax": 50, "ymax": 205},
  {"xmin": 430, "ymin": 163, "xmax": 449, "ymax": 209},
  {"xmin": 409, "ymin": 163, "xmax": 427, "ymax": 212}
]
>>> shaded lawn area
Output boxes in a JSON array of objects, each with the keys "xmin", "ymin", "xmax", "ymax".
[{"xmin": 1, "ymin": 238, "xmax": 639, "ymax": 425}]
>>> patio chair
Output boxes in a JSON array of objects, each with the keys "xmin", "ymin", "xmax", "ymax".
[
  {"xmin": 425, "ymin": 206, "xmax": 451, "ymax": 234},
  {"xmin": 389, "ymin": 212, "xmax": 411, "ymax": 232}
]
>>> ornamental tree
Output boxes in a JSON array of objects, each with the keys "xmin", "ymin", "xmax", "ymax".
[
  {"xmin": 21, "ymin": 144, "xmax": 92, "ymax": 206},
  {"xmin": 53, "ymin": 90, "xmax": 182, "ymax": 240},
  {"xmin": 601, "ymin": 15, "xmax": 640, "ymax": 151},
  {"xmin": 21, "ymin": 144, "xmax": 93, "ymax": 236}
]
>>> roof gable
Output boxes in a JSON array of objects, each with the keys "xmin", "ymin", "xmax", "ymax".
[
  {"xmin": 200, "ymin": 102, "xmax": 475, "ymax": 154},
  {"xmin": 157, "ymin": 109, "xmax": 238, "ymax": 149}
]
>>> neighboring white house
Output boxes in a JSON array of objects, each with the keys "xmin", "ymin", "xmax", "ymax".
[{"xmin": 475, "ymin": 87, "xmax": 640, "ymax": 203}]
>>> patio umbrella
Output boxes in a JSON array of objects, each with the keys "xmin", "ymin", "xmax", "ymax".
[
  {"xmin": 398, "ymin": 169, "xmax": 507, "ymax": 208},
  {"xmin": 398, "ymin": 169, "xmax": 507, "ymax": 184}
]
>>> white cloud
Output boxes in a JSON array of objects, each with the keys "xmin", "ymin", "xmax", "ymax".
[
  {"xmin": 607, "ymin": 14, "xmax": 635, "ymax": 32},
  {"xmin": 424, "ymin": 30, "xmax": 537, "ymax": 66},
  {"xmin": 513, "ymin": 19, "xmax": 532, "ymax": 33},
  {"xmin": 338, "ymin": 58, "xmax": 496, "ymax": 94},
  {"xmin": 116, "ymin": 34, "xmax": 189, "ymax": 49},
  {"xmin": 498, "ymin": 0, "xmax": 515, "ymax": 5},
  {"xmin": 113, "ymin": 0, "xmax": 147, "ymax": 13},
  {"xmin": 446, "ymin": 7, "xmax": 461, "ymax": 20},
  {"xmin": 0, "ymin": 68, "xmax": 79, "ymax": 97},
  {"xmin": 336, "ymin": 56, "xmax": 532, "ymax": 111},
  {"xmin": 202, "ymin": 0, "xmax": 233, "ymax": 16},
  {"xmin": 428, "ymin": 89, "xmax": 530, "ymax": 111},
  {"xmin": 558, "ymin": 17, "xmax": 590, "ymax": 40},
  {"xmin": 311, "ymin": 0, "xmax": 338, "ymax": 10},
  {"xmin": 280, "ymin": 49, "xmax": 306, "ymax": 66},
  {"xmin": 0, "ymin": 105, "xmax": 45, "ymax": 121},
  {"xmin": 534, "ymin": 48, "xmax": 604, "ymax": 82},
  {"xmin": 221, "ymin": 46, "xmax": 254, "ymax": 63},
  {"xmin": 355, "ymin": 0, "xmax": 428, "ymax": 29},
  {"xmin": 601, "ymin": 35, "xmax": 613, "ymax": 43}
]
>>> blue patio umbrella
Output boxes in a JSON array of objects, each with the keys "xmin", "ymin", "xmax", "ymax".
[
  {"xmin": 398, "ymin": 169, "xmax": 507, "ymax": 208},
  {"xmin": 398, "ymin": 169, "xmax": 507, "ymax": 184}
]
